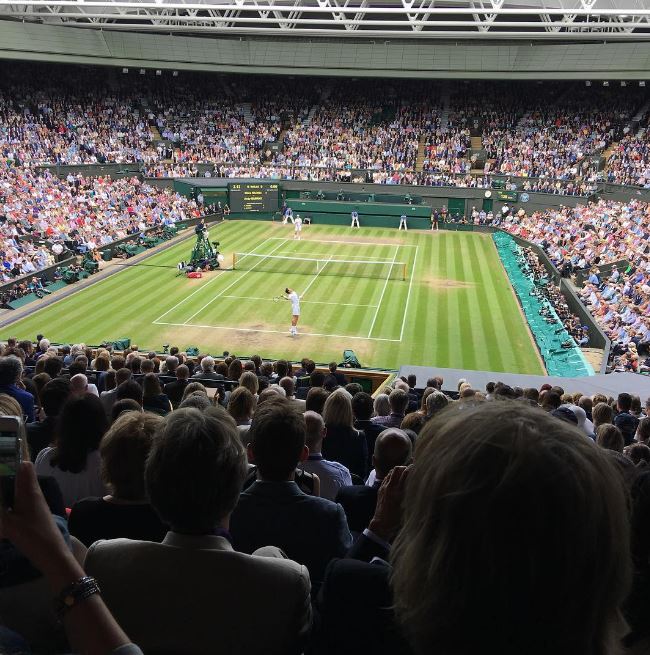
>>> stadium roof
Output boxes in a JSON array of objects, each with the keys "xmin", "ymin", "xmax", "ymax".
[
  {"xmin": 2, "ymin": 0, "xmax": 650, "ymax": 40},
  {"xmin": 399, "ymin": 366, "xmax": 650, "ymax": 399}
]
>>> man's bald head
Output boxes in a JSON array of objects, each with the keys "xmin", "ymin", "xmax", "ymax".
[
  {"xmin": 69, "ymin": 373, "xmax": 89, "ymax": 396},
  {"xmin": 373, "ymin": 428, "xmax": 412, "ymax": 480},
  {"xmin": 304, "ymin": 410, "xmax": 326, "ymax": 452}
]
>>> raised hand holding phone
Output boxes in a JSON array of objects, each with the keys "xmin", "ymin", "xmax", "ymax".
[{"xmin": 0, "ymin": 415, "xmax": 22, "ymax": 510}]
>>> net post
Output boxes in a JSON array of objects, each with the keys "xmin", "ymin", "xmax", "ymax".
[{"xmin": 403, "ymin": 263, "xmax": 407, "ymax": 281}]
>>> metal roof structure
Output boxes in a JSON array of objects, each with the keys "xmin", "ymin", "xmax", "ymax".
[
  {"xmin": 2, "ymin": 0, "xmax": 650, "ymax": 39},
  {"xmin": 399, "ymin": 365, "xmax": 650, "ymax": 398}
]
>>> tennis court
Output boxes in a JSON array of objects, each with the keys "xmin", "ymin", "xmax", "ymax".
[
  {"xmin": 155, "ymin": 236, "xmax": 417, "ymax": 342},
  {"xmin": 0, "ymin": 220, "xmax": 545, "ymax": 373}
]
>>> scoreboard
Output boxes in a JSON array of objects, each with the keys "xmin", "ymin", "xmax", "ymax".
[{"xmin": 228, "ymin": 183, "xmax": 280, "ymax": 213}]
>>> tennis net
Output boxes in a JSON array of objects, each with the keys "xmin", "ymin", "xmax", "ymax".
[{"xmin": 232, "ymin": 252, "xmax": 407, "ymax": 280}]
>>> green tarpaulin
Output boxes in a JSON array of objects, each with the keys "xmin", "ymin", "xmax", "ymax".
[{"xmin": 493, "ymin": 232, "xmax": 593, "ymax": 378}]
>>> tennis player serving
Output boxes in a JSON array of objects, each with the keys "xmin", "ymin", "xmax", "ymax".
[{"xmin": 283, "ymin": 287, "xmax": 301, "ymax": 336}]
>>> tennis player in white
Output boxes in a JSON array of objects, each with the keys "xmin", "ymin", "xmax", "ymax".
[
  {"xmin": 284, "ymin": 287, "xmax": 301, "ymax": 336},
  {"xmin": 294, "ymin": 215, "xmax": 303, "ymax": 240}
]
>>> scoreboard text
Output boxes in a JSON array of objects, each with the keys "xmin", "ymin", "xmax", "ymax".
[{"xmin": 228, "ymin": 183, "xmax": 280, "ymax": 213}]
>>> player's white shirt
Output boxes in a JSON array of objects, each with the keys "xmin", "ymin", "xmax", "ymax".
[
  {"xmin": 289, "ymin": 291, "xmax": 301, "ymax": 315},
  {"xmin": 294, "ymin": 217, "xmax": 302, "ymax": 231}
]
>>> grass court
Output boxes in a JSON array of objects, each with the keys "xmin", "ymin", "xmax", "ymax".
[{"xmin": 1, "ymin": 220, "xmax": 545, "ymax": 374}]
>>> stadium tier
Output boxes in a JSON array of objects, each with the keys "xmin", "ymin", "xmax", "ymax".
[{"xmin": 1, "ymin": 16, "xmax": 650, "ymax": 655}]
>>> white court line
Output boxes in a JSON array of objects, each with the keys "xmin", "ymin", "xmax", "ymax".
[
  {"xmin": 152, "ymin": 234, "xmax": 275, "ymax": 324},
  {"xmin": 399, "ymin": 245, "xmax": 419, "ymax": 341},
  {"xmin": 156, "ymin": 321, "xmax": 401, "ymax": 342},
  {"xmin": 221, "ymin": 294, "xmax": 378, "ymax": 308},
  {"xmin": 269, "ymin": 237, "xmax": 418, "ymax": 248},
  {"xmin": 181, "ymin": 239, "xmax": 288, "ymax": 325},
  {"xmin": 367, "ymin": 246, "xmax": 401, "ymax": 338},
  {"xmin": 273, "ymin": 250, "xmax": 401, "ymax": 262},
  {"xmin": 300, "ymin": 256, "xmax": 333, "ymax": 300}
]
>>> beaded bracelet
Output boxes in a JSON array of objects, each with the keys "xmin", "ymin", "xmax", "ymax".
[{"xmin": 54, "ymin": 576, "xmax": 101, "ymax": 619}]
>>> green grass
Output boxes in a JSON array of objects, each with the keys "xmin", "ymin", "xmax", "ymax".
[{"xmin": 1, "ymin": 221, "xmax": 545, "ymax": 374}]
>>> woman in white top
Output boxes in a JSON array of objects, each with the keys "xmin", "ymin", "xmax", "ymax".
[{"xmin": 35, "ymin": 394, "xmax": 108, "ymax": 508}]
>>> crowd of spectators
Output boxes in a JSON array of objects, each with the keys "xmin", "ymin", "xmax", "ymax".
[
  {"xmin": 275, "ymin": 83, "xmax": 438, "ymax": 172},
  {"xmin": 519, "ymin": 247, "xmax": 589, "ymax": 346},
  {"xmin": 5, "ymin": 64, "xmax": 649, "ymax": 193},
  {"xmin": 500, "ymin": 199, "xmax": 648, "ymax": 272},
  {"xmin": 481, "ymin": 87, "xmax": 640, "ymax": 180},
  {"xmin": 0, "ymin": 165, "xmax": 202, "ymax": 281},
  {"xmin": 606, "ymin": 117, "xmax": 650, "ymax": 186},
  {"xmin": 580, "ymin": 265, "xmax": 650, "ymax": 373},
  {"xmin": 498, "ymin": 199, "xmax": 649, "ymax": 367},
  {"xmin": 1, "ymin": 340, "xmax": 649, "ymax": 655}
]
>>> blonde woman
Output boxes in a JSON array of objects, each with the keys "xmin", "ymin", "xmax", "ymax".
[{"xmin": 322, "ymin": 389, "xmax": 367, "ymax": 479}]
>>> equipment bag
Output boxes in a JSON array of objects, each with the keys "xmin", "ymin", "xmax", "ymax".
[{"xmin": 340, "ymin": 349, "xmax": 361, "ymax": 369}]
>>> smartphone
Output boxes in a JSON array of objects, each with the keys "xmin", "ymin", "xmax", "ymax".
[{"xmin": 0, "ymin": 416, "xmax": 22, "ymax": 510}]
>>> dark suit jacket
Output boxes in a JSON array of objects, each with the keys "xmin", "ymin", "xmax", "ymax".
[
  {"xmin": 163, "ymin": 379, "xmax": 189, "ymax": 408},
  {"xmin": 354, "ymin": 419, "xmax": 385, "ymax": 465},
  {"xmin": 295, "ymin": 384, "xmax": 312, "ymax": 400},
  {"xmin": 191, "ymin": 371, "xmax": 225, "ymax": 382},
  {"xmin": 229, "ymin": 480, "xmax": 352, "ymax": 586},
  {"xmin": 314, "ymin": 534, "xmax": 411, "ymax": 655},
  {"xmin": 26, "ymin": 416, "xmax": 57, "ymax": 462},
  {"xmin": 324, "ymin": 372, "xmax": 348, "ymax": 389},
  {"xmin": 335, "ymin": 482, "xmax": 380, "ymax": 534},
  {"xmin": 322, "ymin": 425, "xmax": 368, "ymax": 480}
]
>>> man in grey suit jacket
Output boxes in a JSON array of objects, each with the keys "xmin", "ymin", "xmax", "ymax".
[
  {"xmin": 230, "ymin": 399, "xmax": 352, "ymax": 587},
  {"xmin": 84, "ymin": 408, "xmax": 311, "ymax": 655}
]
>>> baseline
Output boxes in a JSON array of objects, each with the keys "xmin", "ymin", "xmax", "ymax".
[
  {"xmin": 272, "ymin": 250, "xmax": 402, "ymax": 262},
  {"xmin": 268, "ymin": 237, "xmax": 418, "ymax": 248}
]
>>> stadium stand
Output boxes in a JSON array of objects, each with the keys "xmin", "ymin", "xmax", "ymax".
[
  {"xmin": 1, "ymin": 64, "xmax": 649, "ymax": 193},
  {"xmin": 2, "ymin": 12, "xmax": 650, "ymax": 654},
  {"xmin": 1, "ymin": 342, "xmax": 650, "ymax": 654}
]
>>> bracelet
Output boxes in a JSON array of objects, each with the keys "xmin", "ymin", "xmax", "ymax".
[{"xmin": 54, "ymin": 576, "xmax": 101, "ymax": 619}]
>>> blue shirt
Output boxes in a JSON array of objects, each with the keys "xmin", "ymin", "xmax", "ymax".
[
  {"xmin": 298, "ymin": 453, "xmax": 352, "ymax": 501},
  {"xmin": 0, "ymin": 384, "xmax": 35, "ymax": 423}
]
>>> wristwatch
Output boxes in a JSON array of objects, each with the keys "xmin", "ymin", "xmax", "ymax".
[{"xmin": 54, "ymin": 576, "xmax": 101, "ymax": 619}]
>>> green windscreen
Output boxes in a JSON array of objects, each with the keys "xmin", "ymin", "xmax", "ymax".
[{"xmin": 493, "ymin": 232, "xmax": 593, "ymax": 377}]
